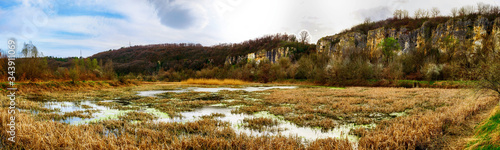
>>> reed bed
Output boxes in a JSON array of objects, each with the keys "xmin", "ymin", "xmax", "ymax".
[
  {"xmin": 118, "ymin": 111, "xmax": 157, "ymax": 122},
  {"xmin": 307, "ymin": 137, "xmax": 353, "ymax": 150},
  {"xmin": 201, "ymin": 113, "xmax": 226, "ymax": 119},
  {"xmin": 1, "ymin": 82, "xmax": 497, "ymax": 149},
  {"xmin": 242, "ymin": 117, "xmax": 280, "ymax": 132},
  {"xmin": 1, "ymin": 110, "xmax": 331, "ymax": 149},
  {"xmin": 265, "ymin": 87, "xmax": 469, "ymax": 127},
  {"xmin": 181, "ymin": 78, "xmax": 249, "ymax": 85},
  {"xmin": 262, "ymin": 87, "xmax": 498, "ymax": 149}
]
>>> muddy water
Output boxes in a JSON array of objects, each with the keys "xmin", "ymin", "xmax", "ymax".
[
  {"xmin": 43, "ymin": 101, "xmax": 359, "ymax": 142},
  {"xmin": 155, "ymin": 106, "xmax": 359, "ymax": 142},
  {"xmin": 137, "ymin": 86, "xmax": 297, "ymax": 97},
  {"xmin": 41, "ymin": 86, "xmax": 363, "ymax": 143},
  {"xmin": 44, "ymin": 101, "xmax": 131, "ymax": 124}
]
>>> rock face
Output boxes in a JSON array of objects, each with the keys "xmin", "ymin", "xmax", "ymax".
[
  {"xmin": 225, "ymin": 47, "xmax": 295, "ymax": 65},
  {"xmin": 432, "ymin": 18, "xmax": 472, "ymax": 53},
  {"xmin": 317, "ymin": 16, "xmax": 500, "ymax": 58},
  {"xmin": 492, "ymin": 18, "xmax": 500, "ymax": 53},
  {"xmin": 317, "ymin": 32, "xmax": 366, "ymax": 56}
]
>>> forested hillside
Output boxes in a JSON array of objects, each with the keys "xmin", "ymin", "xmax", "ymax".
[{"xmin": 90, "ymin": 34, "xmax": 313, "ymax": 75}]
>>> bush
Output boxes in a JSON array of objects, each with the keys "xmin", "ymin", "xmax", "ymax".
[
  {"xmin": 421, "ymin": 63, "xmax": 443, "ymax": 81},
  {"xmin": 382, "ymin": 61, "xmax": 403, "ymax": 80},
  {"xmin": 327, "ymin": 56, "xmax": 375, "ymax": 84}
]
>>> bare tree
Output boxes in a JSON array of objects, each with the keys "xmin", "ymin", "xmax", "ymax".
[
  {"xmin": 393, "ymin": 9, "xmax": 402, "ymax": 19},
  {"xmin": 299, "ymin": 30, "xmax": 311, "ymax": 44},
  {"xmin": 402, "ymin": 10, "xmax": 409, "ymax": 18},
  {"xmin": 451, "ymin": 7, "xmax": 458, "ymax": 17},
  {"xmin": 477, "ymin": 51, "xmax": 500, "ymax": 101},
  {"xmin": 477, "ymin": 2, "xmax": 491, "ymax": 15},
  {"xmin": 431, "ymin": 7, "xmax": 440, "ymax": 17},
  {"xmin": 491, "ymin": 5, "xmax": 500, "ymax": 15},
  {"xmin": 414, "ymin": 8, "xmax": 424, "ymax": 19},
  {"xmin": 458, "ymin": 7, "xmax": 466, "ymax": 16},
  {"xmin": 394, "ymin": 9, "xmax": 409, "ymax": 19},
  {"xmin": 458, "ymin": 5, "xmax": 475, "ymax": 16},
  {"xmin": 465, "ymin": 5, "xmax": 475, "ymax": 15},
  {"xmin": 364, "ymin": 17, "xmax": 371, "ymax": 24},
  {"xmin": 423, "ymin": 9, "xmax": 430, "ymax": 18}
]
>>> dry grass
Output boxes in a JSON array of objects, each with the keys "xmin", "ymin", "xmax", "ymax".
[
  {"xmin": 0, "ymin": 109, "xmax": 321, "ymax": 149},
  {"xmin": 2, "ymin": 81, "xmax": 498, "ymax": 149},
  {"xmin": 269, "ymin": 106, "xmax": 293, "ymax": 115},
  {"xmin": 0, "ymin": 81, "xmax": 135, "ymax": 95},
  {"xmin": 307, "ymin": 137, "xmax": 353, "ymax": 150},
  {"xmin": 356, "ymin": 91, "xmax": 497, "ymax": 149},
  {"xmin": 263, "ymin": 87, "xmax": 498, "ymax": 149},
  {"xmin": 181, "ymin": 78, "xmax": 249, "ymax": 85},
  {"xmin": 201, "ymin": 113, "xmax": 226, "ymax": 119},
  {"xmin": 242, "ymin": 117, "xmax": 281, "ymax": 132},
  {"xmin": 265, "ymin": 87, "xmax": 467, "ymax": 126},
  {"xmin": 118, "ymin": 111, "xmax": 157, "ymax": 122}
]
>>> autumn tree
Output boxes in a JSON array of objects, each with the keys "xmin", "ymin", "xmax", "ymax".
[
  {"xmin": 103, "ymin": 59, "xmax": 116, "ymax": 80},
  {"xmin": 18, "ymin": 42, "xmax": 47, "ymax": 80},
  {"xmin": 69, "ymin": 58, "xmax": 80, "ymax": 81},
  {"xmin": 0, "ymin": 49, "xmax": 6, "ymax": 78}
]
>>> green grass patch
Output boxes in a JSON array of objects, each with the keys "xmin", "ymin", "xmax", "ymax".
[{"xmin": 467, "ymin": 106, "xmax": 500, "ymax": 149}]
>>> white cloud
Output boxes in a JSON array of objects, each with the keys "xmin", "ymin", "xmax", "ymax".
[{"xmin": 0, "ymin": 0, "xmax": 499, "ymax": 57}]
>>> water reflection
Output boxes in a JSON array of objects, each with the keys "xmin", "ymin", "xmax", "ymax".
[
  {"xmin": 137, "ymin": 86, "xmax": 297, "ymax": 97},
  {"xmin": 40, "ymin": 86, "xmax": 362, "ymax": 143}
]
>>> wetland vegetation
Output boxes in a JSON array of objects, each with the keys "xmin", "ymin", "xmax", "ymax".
[
  {"xmin": 1, "ymin": 3, "xmax": 499, "ymax": 149},
  {"xmin": 1, "ymin": 80, "xmax": 498, "ymax": 149}
]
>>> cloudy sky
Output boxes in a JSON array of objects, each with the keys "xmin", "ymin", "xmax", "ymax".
[{"xmin": 0, "ymin": 0, "xmax": 498, "ymax": 57}]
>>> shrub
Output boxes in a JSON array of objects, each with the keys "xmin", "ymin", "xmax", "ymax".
[{"xmin": 421, "ymin": 63, "xmax": 443, "ymax": 81}]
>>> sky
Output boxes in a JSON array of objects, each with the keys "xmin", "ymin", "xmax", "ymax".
[{"xmin": 0, "ymin": 0, "xmax": 499, "ymax": 57}]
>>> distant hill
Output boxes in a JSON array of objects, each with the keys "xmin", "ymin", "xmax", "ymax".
[{"xmin": 90, "ymin": 34, "xmax": 314, "ymax": 75}]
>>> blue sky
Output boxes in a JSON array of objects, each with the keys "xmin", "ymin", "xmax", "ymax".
[{"xmin": 0, "ymin": 0, "xmax": 498, "ymax": 57}]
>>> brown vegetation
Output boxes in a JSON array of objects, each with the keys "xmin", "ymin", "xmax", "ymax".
[
  {"xmin": 1, "ymin": 81, "xmax": 498, "ymax": 149},
  {"xmin": 264, "ymin": 87, "xmax": 498, "ymax": 149},
  {"xmin": 181, "ymin": 78, "xmax": 249, "ymax": 85},
  {"xmin": 242, "ymin": 117, "xmax": 280, "ymax": 132}
]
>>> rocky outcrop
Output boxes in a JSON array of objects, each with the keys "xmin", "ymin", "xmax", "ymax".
[
  {"xmin": 225, "ymin": 47, "xmax": 295, "ymax": 65},
  {"xmin": 317, "ymin": 16, "xmax": 500, "ymax": 58},
  {"xmin": 492, "ymin": 18, "xmax": 500, "ymax": 53},
  {"xmin": 317, "ymin": 32, "xmax": 366, "ymax": 56},
  {"xmin": 472, "ymin": 16, "xmax": 490, "ymax": 53},
  {"xmin": 431, "ymin": 18, "xmax": 472, "ymax": 53}
]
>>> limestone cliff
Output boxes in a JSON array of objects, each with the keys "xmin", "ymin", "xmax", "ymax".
[
  {"xmin": 491, "ymin": 18, "xmax": 500, "ymax": 53},
  {"xmin": 317, "ymin": 16, "xmax": 500, "ymax": 58},
  {"xmin": 225, "ymin": 47, "xmax": 295, "ymax": 65}
]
